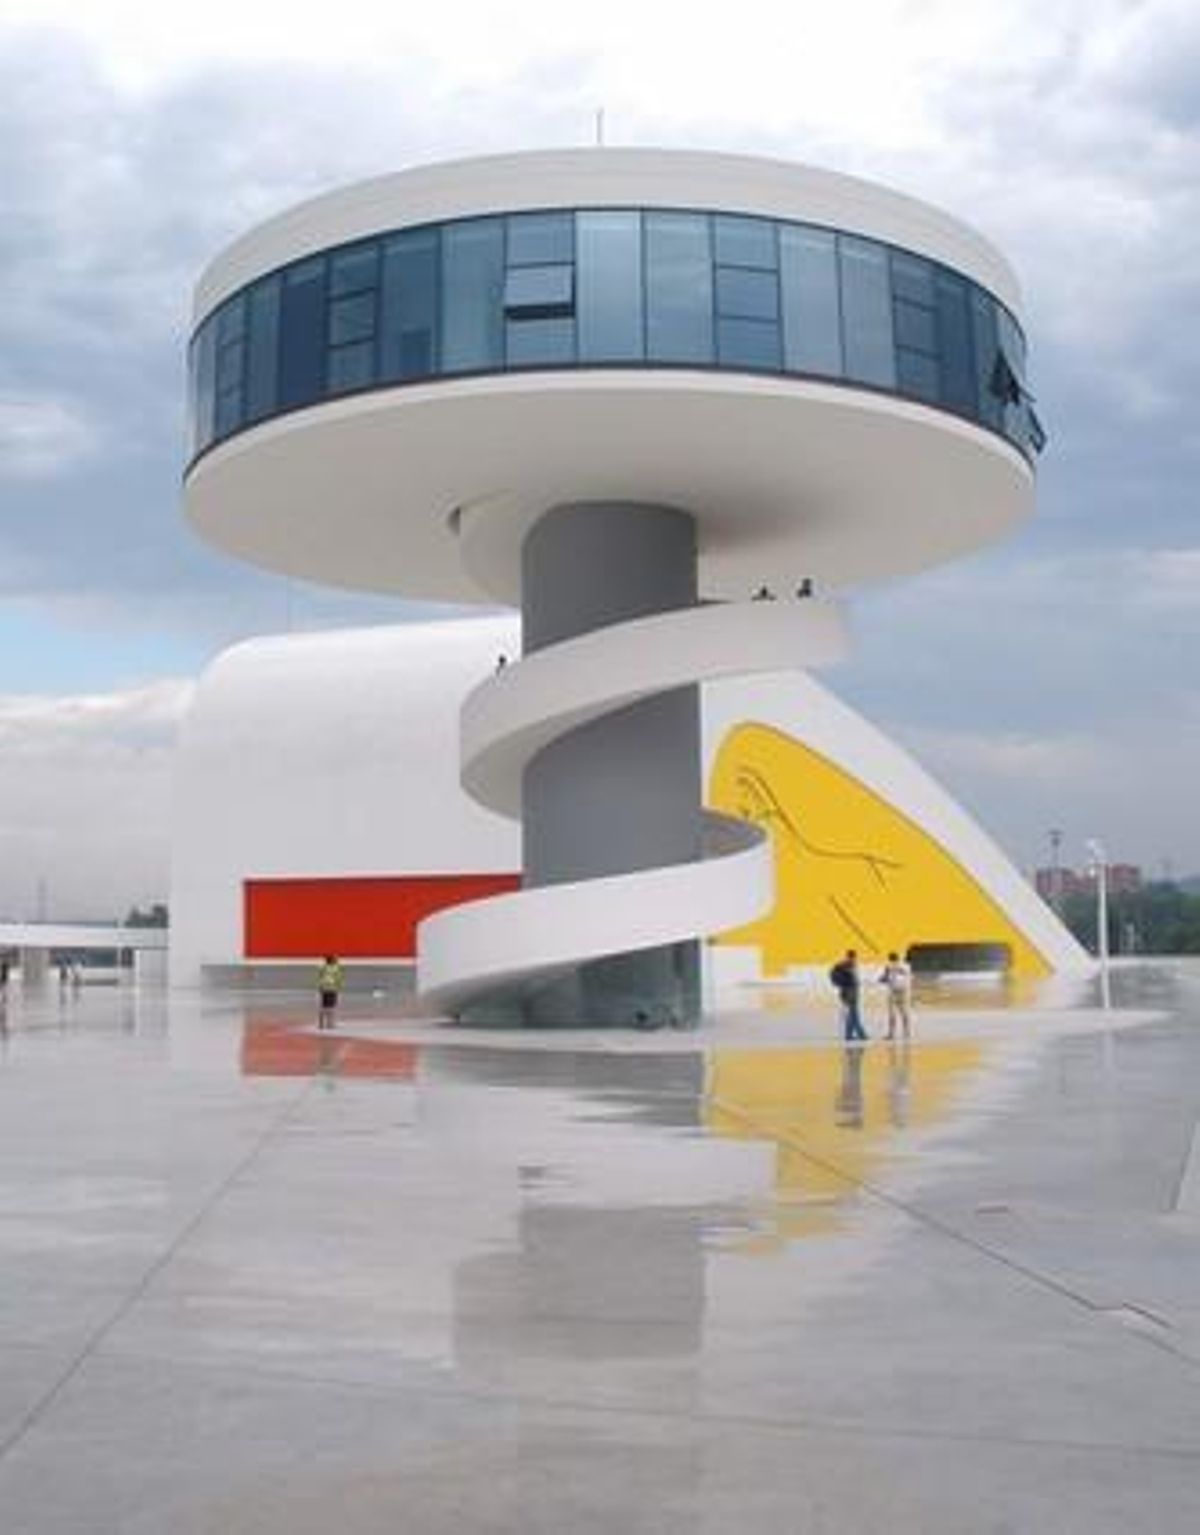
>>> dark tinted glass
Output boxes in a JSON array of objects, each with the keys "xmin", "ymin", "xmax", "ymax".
[
  {"xmin": 329, "ymin": 291, "xmax": 376, "ymax": 346},
  {"xmin": 245, "ymin": 276, "xmax": 280, "ymax": 422},
  {"xmin": 935, "ymin": 270, "xmax": 975, "ymax": 413},
  {"xmin": 215, "ymin": 294, "xmax": 246, "ymax": 344},
  {"xmin": 192, "ymin": 320, "xmax": 217, "ymax": 451},
  {"xmin": 278, "ymin": 257, "xmax": 327, "ymax": 409},
  {"xmin": 717, "ymin": 317, "xmax": 781, "ymax": 370},
  {"xmin": 779, "ymin": 224, "xmax": 842, "ymax": 376},
  {"xmin": 576, "ymin": 211, "xmax": 643, "ymax": 361},
  {"xmin": 897, "ymin": 347, "xmax": 940, "ymax": 401},
  {"xmin": 505, "ymin": 317, "xmax": 575, "ymax": 365},
  {"xmin": 441, "ymin": 219, "xmax": 503, "ymax": 373},
  {"xmin": 216, "ymin": 339, "xmax": 244, "ymax": 392},
  {"xmin": 503, "ymin": 264, "xmax": 574, "ymax": 318},
  {"xmin": 328, "ymin": 341, "xmax": 375, "ymax": 393},
  {"xmin": 970, "ymin": 289, "xmax": 1002, "ymax": 429},
  {"xmin": 645, "ymin": 213, "xmax": 713, "ymax": 363},
  {"xmin": 839, "ymin": 236, "xmax": 895, "ymax": 387},
  {"xmin": 890, "ymin": 251, "xmax": 934, "ymax": 305},
  {"xmin": 716, "ymin": 266, "xmax": 779, "ymax": 320},
  {"xmin": 214, "ymin": 387, "xmax": 243, "ymax": 436},
  {"xmin": 506, "ymin": 212, "xmax": 574, "ymax": 265},
  {"xmin": 189, "ymin": 209, "xmax": 1034, "ymax": 461},
  {"xmin": 380, "ymin": 228, "xmax": 438, "ymax": 381},
  {"xmin": 329, "ymin": 243, "xmax": 379, "ymax": 296},
  {"xmin": 713, "ymin": 215, "xmax": 777, "ymax": 268},
  {"xmin": 996, "ymin": 306, "xmax": 1027, "ymax": 436},
  {"xmin": 893, "ymin": 299, "xmax": 936, "ymax": 354}
]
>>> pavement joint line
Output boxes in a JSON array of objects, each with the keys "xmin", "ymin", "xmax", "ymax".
[
  {"xmin": 64, "ymin": 1337, "xmax": 1200, "ymax": 1463},
  {"xmin": 1171, "ymin": 1115, "xmax": 1200, "ymax": 1213},
  {"xmin": 706, "ymin": 1092, "xmax": 1200, "ymax": 1372},
  {"xmin": 0, "ymin": 1076, "xmax": 323, "ymax": 1470}
]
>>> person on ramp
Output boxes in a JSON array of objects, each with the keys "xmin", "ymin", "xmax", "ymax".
[{"xmin": 317, "ymin": 955, "xmax": 342, "ymax": 1030}]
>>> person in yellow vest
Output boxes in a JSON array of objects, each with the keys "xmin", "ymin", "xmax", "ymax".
[{"xmin": 317, "ymin": 955, "xmax": 342, "ymax": 1030}]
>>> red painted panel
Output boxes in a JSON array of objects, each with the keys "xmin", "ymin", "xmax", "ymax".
[
  {"xmin": 240, "ymin": 1019, "xmax": 419, "ymax": 1080},
  {"xmin": 244, "ymin": 874, "xmax": 520, "ymax": 959}
]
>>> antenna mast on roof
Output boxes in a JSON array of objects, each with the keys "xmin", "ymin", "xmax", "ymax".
[{"xmin": 595, "ymin": 108, "xmax": 605, "ymax": 146}]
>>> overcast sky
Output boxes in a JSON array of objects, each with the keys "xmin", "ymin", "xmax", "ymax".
[{"xmin": 0, "ymin": 0, "xmax": 1196, "ymax": 917}]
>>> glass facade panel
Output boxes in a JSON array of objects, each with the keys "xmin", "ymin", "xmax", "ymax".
[
  {"xmin": 645, "ymin": 213, "xmax": 713, "ymax": 363},
  {"xmin": 970, "ymin": 289, "xmax": 1002, "ymax": 430},
  {"xmin": 713, "ymin": 215, "xmax": 776, "ymax": 269},
  {"xmin": 278, "ymin": 257, "xmax": 327, "ymax": 409},
  {"xmin": 505, "ymin": 317, "xmax": 575, "ymax": 366},
  {"xmin": 890, "ymin": 251, "xmax": 934, "ymax": 306},
  {"xmin": 214, "ymin": 387, "xmax": 243, "ymax": 437},
  {"xmin": 245, "ymin": 276, "xmax": 280, "ymax": 422},
  {"xmin": 935, "ymin": 270, "xmax": 975, "ymax": 413},
  {"xmin": 215, "ymin": 294, "xmax": 246, "ymax": 345},
  {"xmin": 506, "ymin": 213, "xmax": 573, "ymax": 266},
  {"xmin": 893, "ymin": 298, "xmax": 936, "ymax": 354},
  {"xmin": 897, "ymin": 348, "xmax": 940, "ymax": 401},
  {"xmin": 328, "ymin": 341, "xmax": 375, "ymax": 393},
  {"xmin": 189, "ymin": 206, "xmax": 1036, "ymax": 463},
  {"xmin": 192, "ymin": 320, "xmax": 217, "ymax": 453},
  {"xmin": 715, "ymin": 266, "xmax": 779, "ymax": 321},
  {"xmin": 216, "ymin": 339, "xmax": 244, "ymax": 392},
  {"xmin": 441, "ymin": 219, "xmax": 504, "ymax": 373},
  {"xmin": 503, "ymin": 264, "xmax": 574, "ymax": 318},
  {"xmin": 379, "ymin": 228, "xmax": 438, "ymax": 381},
  {"xmin": 329, "ymin": 290, "xmax": 376, "ymax": 346},
  {"xmin": 778, "ymin": 224, "xmax": 842, "ymax": 377},
  {"xmin": 995, "ymin": 306, "xmax": 1027, "ymax": 439},
  {"xmin": 717, "ymin": 317, "xmax": 781, "ymax": 370},
  {"xmin": 839, "ymin": 235, "xmax": 895, "ymax": 387},
  {"xmin": 576, "ymin": 211, "xmax": 643, "ymax": 361},
  {"xmin": 329, "ymin": 243, "xmax": 379, "ymax": 296}
]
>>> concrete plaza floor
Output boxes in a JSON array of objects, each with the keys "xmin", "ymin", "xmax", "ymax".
[{"xmin": 1, "ymin": 962, "xmax": 1199, "ymax": 1532}]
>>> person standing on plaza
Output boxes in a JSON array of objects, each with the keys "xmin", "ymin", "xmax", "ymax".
[
  {"xmin": 317, "ymin": 955, "xmax": 342, "ymax": 1030},
  {"xmin": 879, "ymin": 950, "xmax": 914, "ymax": 1039},
  {"xmin": 830, "ymin": 949, "xmax": 868, "ymax": 1042}
]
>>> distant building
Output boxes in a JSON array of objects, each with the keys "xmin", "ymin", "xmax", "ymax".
[{"xmin": 1035, "ymin": 864, "xmax": 1142, "ymax": 902}]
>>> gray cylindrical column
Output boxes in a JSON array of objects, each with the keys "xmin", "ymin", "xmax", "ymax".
[{"xmin": 519, "ymin": 502, "xmax": 701, "ymax": 1027}]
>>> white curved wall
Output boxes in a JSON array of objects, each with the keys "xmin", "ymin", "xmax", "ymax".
[
  {"xmin": 169, "ymin": 617, "xmax": 519, "ymax": 986},
  {"xmin": 196, "ymin": 148, "xmax": 1020, "ymax": 319},
  {"xmin": 170, "ymin": 617, "xmax": 1086, "ymax": 989}
]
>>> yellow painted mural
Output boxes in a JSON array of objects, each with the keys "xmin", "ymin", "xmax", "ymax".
[
  {"xmin": 705, "ymin": 1041, "xmax": 985, "ymax": 1245},
  {"xmin": 708, "ymin": 721, "xmax": 1050, "ymax": 978}
]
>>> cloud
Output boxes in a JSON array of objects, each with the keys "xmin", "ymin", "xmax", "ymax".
[
  {"xmin": 0, "ymin": 394, "xmax": 96, "ymax": 478},
  {"xmin": 0, "ymin": 5, "xmax": 1195, "ymax": 894},
  {"xmin": 0, "ymin": 681, "xmax": 192, "ymax": 918},
  {"xmin": 897, "ymin": 694, "xmax": 1200, "ymax": 877}
]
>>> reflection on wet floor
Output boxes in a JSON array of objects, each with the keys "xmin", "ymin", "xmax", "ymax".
[
  {"xmin": 241, "ymin": 1017, "xmax": 418, "ymax": 1080},
  {"xmin": 0, "ymin": 965, "xmax": 1197, "ymax": 1534},
  {"xmin": 706, "ymin": 1040, "xmax": 986, "ymax": 1245},
  {"xmin": 237, "ymin": 1010, "xmax": 990, "ymax": 1251}
]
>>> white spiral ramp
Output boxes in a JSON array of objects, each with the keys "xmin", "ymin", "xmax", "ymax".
[{"xmin": 416, "ymin": 599, "xmax": 849, "ymax": 1016}]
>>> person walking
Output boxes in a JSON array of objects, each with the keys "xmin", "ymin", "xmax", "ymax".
[
  {"xmin": 879, "ymin": 951, "xmax": 913, "ymax": 1039},
  {"xmin": 317, "ymin": 955, "xmax": 342, "ymax": 1030},
  {"xmin": 830, "ymin": 949, "xmax": 868, "ymax": 1042}
]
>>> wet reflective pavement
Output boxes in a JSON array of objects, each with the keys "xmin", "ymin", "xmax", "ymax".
[{"xmin": 1, "ymin": 964, "xmax": 1199, "ymax": 1532}]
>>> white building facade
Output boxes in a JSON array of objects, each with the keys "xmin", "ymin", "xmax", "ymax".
[{"xmin": 182, "ymin": 149, "xmax": 1062, "ymax": 1022}]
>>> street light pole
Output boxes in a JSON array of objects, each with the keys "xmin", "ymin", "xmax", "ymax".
[
  {"xmin": 1048, "ymin": 827, "xmax": 1064, "ymax": 913},
  {"xmin": 1086, "ymin": 838, "xmax": 1111, "ymax": 1009}
]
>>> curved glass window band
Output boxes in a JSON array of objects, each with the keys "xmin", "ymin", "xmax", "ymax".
[{"xmin": 187, "ymin": 207, "xmax": 1040, "ymax": 466}]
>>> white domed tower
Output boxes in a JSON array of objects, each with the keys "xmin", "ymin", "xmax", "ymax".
[{"xmin": 184, "ymin": 149, "xmax": 1042, "ymax": 1025}]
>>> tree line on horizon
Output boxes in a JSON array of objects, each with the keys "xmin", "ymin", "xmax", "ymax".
[{"xmin": 1057, "ymin": 881, "xmax": 1200, "ymax": 956}]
